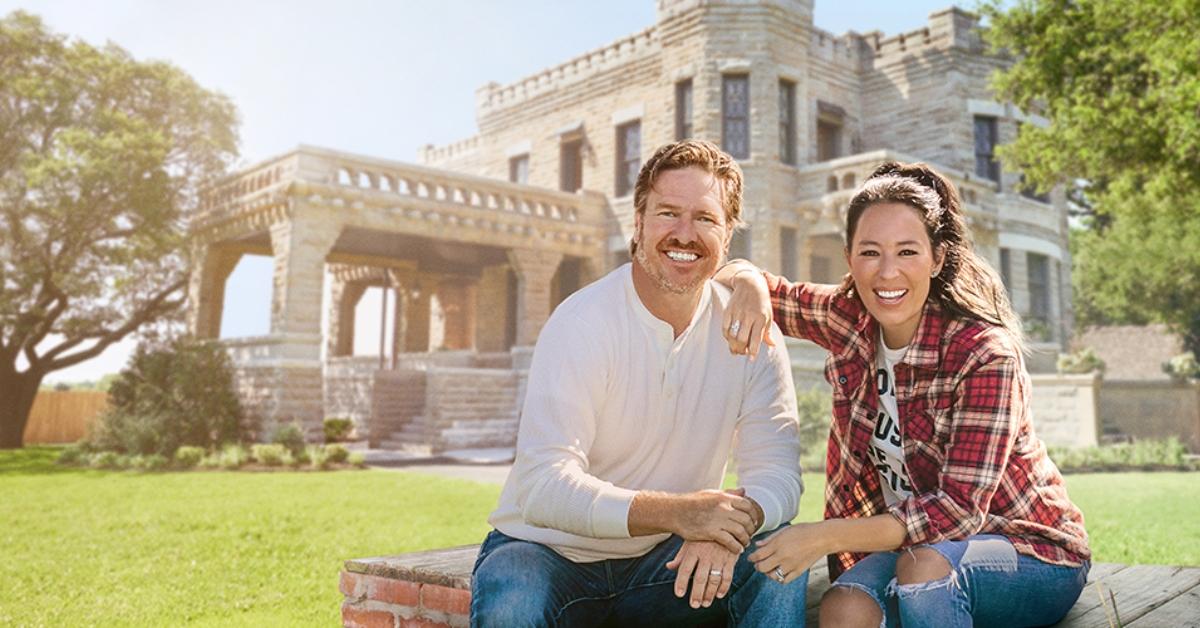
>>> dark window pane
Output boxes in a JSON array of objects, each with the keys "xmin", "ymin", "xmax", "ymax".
[
  {"xmin": 508, "ymin": 154, "xmax": 529, "ymax": 184},
  {"xmin": 676, "ymin": 80, "xmax": 693, "ymax": 141},
  {"xmin": 974, "ymin": 115, "xmax": 1001, "ymax": 183},
  {"xmin": 779, "ymin": 80, "xmax": 796, "ymax": 165},
  {"xmin": 999, "ymin": 248, "xmax": 1012, "ymax": 294},
  {"xmin": 1027, "ymin": 252, "xmax": 1050, "ymax": 322},
  {"xmin": 616, "ymin": 121, "xmax": 641, "ymax": 197},
  {"xmin": 722, "ymin": 75, "xmax": 750, "ymax": 159},
  {"xmin": 817, "ymin": 119, "xmax": 842, "ymax": 161},
  {"xmin": 729, "ymin": 227, "xmax": 752, "ymax": 261},
  {"xmin": 560, "ymin": 139, "xmax": 582, "ymax": 192},
  {"xmin": 810, "ymin": 255, "xmax": 831, "ymax": 283}
]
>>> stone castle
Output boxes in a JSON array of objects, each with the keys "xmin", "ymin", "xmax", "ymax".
[{"xmin": 187, "ymin": 0, "xmax": 1072, "ymax": 452}]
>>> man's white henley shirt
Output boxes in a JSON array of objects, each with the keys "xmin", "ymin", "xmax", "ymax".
[{"xmin": 489, "ymin": 264, "xmax": 803, "ymax": 562}]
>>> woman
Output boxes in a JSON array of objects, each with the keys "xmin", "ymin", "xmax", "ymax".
[{"xmin": 715, "ymin": 162, "xmax": 1090, "ymax": 627}]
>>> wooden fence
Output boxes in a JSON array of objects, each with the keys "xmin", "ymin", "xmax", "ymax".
[{"xmin": 22, "ymin": 391, "xmax": 109, "ymax": 444}]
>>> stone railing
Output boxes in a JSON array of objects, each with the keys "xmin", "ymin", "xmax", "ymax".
[
  {"xmin": 796, "ymin": 150, "xmax": 1000, "ymax": 232},
  {"xmin": 193, "ymin": 146, "xmax": 609, "ymax": 248}
]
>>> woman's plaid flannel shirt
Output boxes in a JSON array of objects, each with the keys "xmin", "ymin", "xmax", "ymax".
[{"xmin": 766, "ymin": 275, "xmax": 1090, "ymax": 578}]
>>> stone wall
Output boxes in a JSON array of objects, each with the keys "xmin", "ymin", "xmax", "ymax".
[
  {"xmin": 1029, "ymin": 374, "xmax": 1101, "ymax": 448},
  {"xmin": 1099, "ymin": 380, "xmax": 1200, "ymax": 452}
]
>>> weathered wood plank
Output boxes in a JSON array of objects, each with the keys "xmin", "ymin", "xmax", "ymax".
[
  {"xmin": 345, "ymin": 544, "xmax": 479, "ymax": 589},
  {"xmin": 1060, "ymin": 565, "xmax": 1200, "ymax": 628},
  {"xmin": 1126, "ymin": 581, "xmax": 1200, "ymax": 627}
]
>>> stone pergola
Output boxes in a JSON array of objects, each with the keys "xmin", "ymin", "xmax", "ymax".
[{"xmin": 187, "ymin": 146, "xmax": 608, "ymax": 439}]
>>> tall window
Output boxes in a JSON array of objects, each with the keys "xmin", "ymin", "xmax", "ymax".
[
  {"xmin": 729, "ymin": 228, "xmax": 752, "ymax": 261},
  {"xmin": 615, "ymin": 121, "xmax": 641, "ymax": 197},
  {"xmin": 817, "ymin": 102, "xmax": 844, "ymax": 162},
  {"xmin": 560, "ymin": 137, "xmax": 583, "ymax": 193},
  {"xmin": 999, "ymin": 248, "xmax": 1012, "ymax": 295},
  {"xmin": 974, "ymin": 115, "xmax": 1001, "ymax": 185},
  {"xmin": 779, "ymin": 79, "xmax": 797, "ymax": 165},
  {"xmin": 1027, "ymin": 252, "xmax": 1050, "ymax": 323},
  {"xmin": 780, "ymin": 226, "xmax": 798, "ymax": 278},
  {"xmin": 722, "ymin": 74, "xmax": 750, "ymax": 159},
  {"xmin": 508, "ymin": 154, "xmax": 529, "ymax": 184},
  {"xmin": 675, "ymin": 79, "xmax": 693, "ymax": 140}
]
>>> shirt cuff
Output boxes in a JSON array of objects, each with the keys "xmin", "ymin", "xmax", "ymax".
[
  {"xmin": 742, "ymin": 485, "xmax": 783, "ymax": 534},
  {"xmin": 591, "ymin": 486, "xmax": 638, "ymax": 538}
]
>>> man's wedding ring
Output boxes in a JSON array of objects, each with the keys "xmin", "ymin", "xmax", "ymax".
[
  {"xmin": 729, "ymin": 320, "xmax": 742, "ymax": 335},
  {"xmin": 708, "ymin": 569, "xmax": 723, "ymax": 578},
  {"xmin": 774, "ymin": 567, "xmax": 786, "ymax": 583}
]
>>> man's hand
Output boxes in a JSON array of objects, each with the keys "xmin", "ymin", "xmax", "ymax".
[
  {"xmin": 629, "ymin": 488, "xmax": 760, "ymax": 553},
  {"xmin": 665, "ymin": 541, "xmax": 739, "ymax": 609}
]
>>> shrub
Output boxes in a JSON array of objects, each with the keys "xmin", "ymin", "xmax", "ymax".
[
  {"xmin": 132, "ymin": 454, "xmax": 169, "ymax": 472},
  {"xmin": 271, "ymin": 422, "xmax": 307, "ymax": 456},
  {"xmin": 174, "ymin": 446, "xmax": 205, "ymax": 469},
  {"xmin": 1057, "ymin": 347, "xmax": 1106, "ymax": 375},
  {"xmin": 348, "ymin": 452, "xmax": 366, "ymax": 468},
  {"xmin": 252, "ymin": 444, "xmax": 287, "ymax": 467},
  {"xmin": 57, "ymin": 444, "xmax": 87, "ymax": 466},
  {"xmin": 86, "ymin": 338, "xmax": 253, "ymax": 457},
  {"xmin": 218, "ymin": 444, "xmax": 249, "ymax": 470},
  {"xmin": 1164, "ymin": 352, "xmax": 1200, "ymax": 381},
  {"xmin": 1048, "ymin": 438, "xmax": 1193, "ymax": 472},
  {"xmin": 90, "ymin": 451, "xmax": 121, "ymax": 469},
  {"xmin": 323, "ymin": 417, "xmax": 354, "ymax": 443},
  {"xmin": 307, "ymin": 445, "xmax": 330, "ymax": 470},
  {"xmin": 324, "ymin": 444, "xmax": 350, "ymax": 465},
  {"xmin": 198, "ymin": 453, "xmax": 221, "ymax": 470}
]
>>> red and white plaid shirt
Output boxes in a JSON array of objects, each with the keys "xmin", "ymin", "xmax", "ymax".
[{"xmin": 766, "ymin": 275, "xmax": 1090, "ymax": 577}]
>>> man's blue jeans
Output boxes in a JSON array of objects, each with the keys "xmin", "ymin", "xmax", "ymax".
[
  {"xmin": 831, "ymin": 534, "xmax": 1089, "ymax": 628},
  {"xmin": 470, "ymin": 528, "xmax": 808, "ymax": 627}
]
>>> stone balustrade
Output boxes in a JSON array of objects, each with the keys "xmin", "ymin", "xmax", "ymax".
[{"xmin": 191, "ymin": 146, "xmax": 609, "ymax": 245}]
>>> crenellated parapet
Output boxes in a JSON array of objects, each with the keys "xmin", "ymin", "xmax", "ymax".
[{"xmin": 474, "ymin": 27, "xmax": 658, "ymax": 116}]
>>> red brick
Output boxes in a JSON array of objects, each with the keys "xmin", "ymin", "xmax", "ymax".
[
  {"xmin": 342, "ymin": 603, "xmax": 396, "ymax": 628},
  {"xmin": 399, "ymin": 619, "xmax": 450, "ymax": 628},
  {"xmin": 368, "ymin": 576, "xmax": 421, "ymax": 607},
  {"xmin": 340, "ymin": 571, "xmax": 360, "ymax": 598},
  {"xmin": 421, "ymin": 584, "xmax": 471, "ymax": 616}
]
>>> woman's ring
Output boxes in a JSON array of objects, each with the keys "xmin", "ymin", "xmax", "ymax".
[
  {"xmin": 773, "ymin": 567, "xmax": 786, "ymax": 582},
  {"xmin": 729, "ymin": 320, "xmax": 742, "ymax": 335}
]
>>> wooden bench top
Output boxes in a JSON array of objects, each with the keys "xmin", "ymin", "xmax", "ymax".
[{"xmin": 344, "ymin": 545, "xmax": 1200, "ymax": 626}]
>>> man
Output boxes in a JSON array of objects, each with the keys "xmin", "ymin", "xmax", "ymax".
[{"xmin": 471, "ymin": 140, "xmax": 807, "ymax": 626}]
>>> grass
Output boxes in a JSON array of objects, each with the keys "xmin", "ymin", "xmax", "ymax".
[{"xmin": 1, "ymin": 448, "xmax": 1197, "ymax": 626}]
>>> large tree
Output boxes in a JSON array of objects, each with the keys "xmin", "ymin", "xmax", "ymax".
[
  {"xmin": 0, "ymin": 12, "xmax": 238, "ymax": 447},
  {"xmin": 981, "ymin": 0, "xmax": 1200, "ymax": 352}
]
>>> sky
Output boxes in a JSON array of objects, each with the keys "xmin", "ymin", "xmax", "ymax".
[{"xmin": 4, "ymin": 0, "xmax": 962, "ymax": 382}]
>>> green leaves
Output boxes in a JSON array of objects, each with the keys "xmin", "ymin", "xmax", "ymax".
[
  {"xmin": 0, "ymin": 11, "xmax": 238, "ymax": 374},
  {"xmin": 981, "ymin": 0, "xmax": 1200, "ymax": 351}
]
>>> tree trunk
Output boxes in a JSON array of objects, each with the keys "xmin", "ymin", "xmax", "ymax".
[{"xmin": 0, "ymin": 370, "xmax": 42, "ymax": 449}]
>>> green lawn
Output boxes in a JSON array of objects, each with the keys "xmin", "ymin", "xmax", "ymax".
[{"xmin": 1, "ymin": 448, "xmax": 1196, "ymax": 626}]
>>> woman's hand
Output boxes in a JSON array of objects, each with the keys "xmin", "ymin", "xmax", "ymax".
[
  {"xmin": 721, "ymin": 267, "xmax": 775, "ymax": 359},
  {"xmin": 748, "ymin": 522, "xmax": 830, "ymax": 585}
]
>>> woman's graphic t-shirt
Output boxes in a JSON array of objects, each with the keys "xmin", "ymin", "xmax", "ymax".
[{"xmin": 871, "ymin": 338, "xmax": 914, "ymax": 505}]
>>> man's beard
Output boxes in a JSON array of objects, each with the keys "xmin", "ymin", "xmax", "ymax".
[{"xmin": 633, "ymin": 226, "xmax": 712, "ymax": 295}]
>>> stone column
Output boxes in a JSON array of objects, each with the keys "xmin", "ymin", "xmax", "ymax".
[
  {"xmin": 507, "ymin": 248, "xmax": 563, "ymax": 346},
  {"xmin": 475, "ymin": 264, "xmax": 512, "ymax": 352},
  {"xmin": 327, "ymin": 277, "xmax": 366, "ymax": 358},
  {"xmin": 266, "ymin": 214, "xmax": 341, "ymax": 435},
  {"xmin": 404, "ymin": 274, "xmax": 439, "ymax": 353},
  {"xmin": 187, "ymin": 243, "xmax": 242, "ymax": 339}
]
